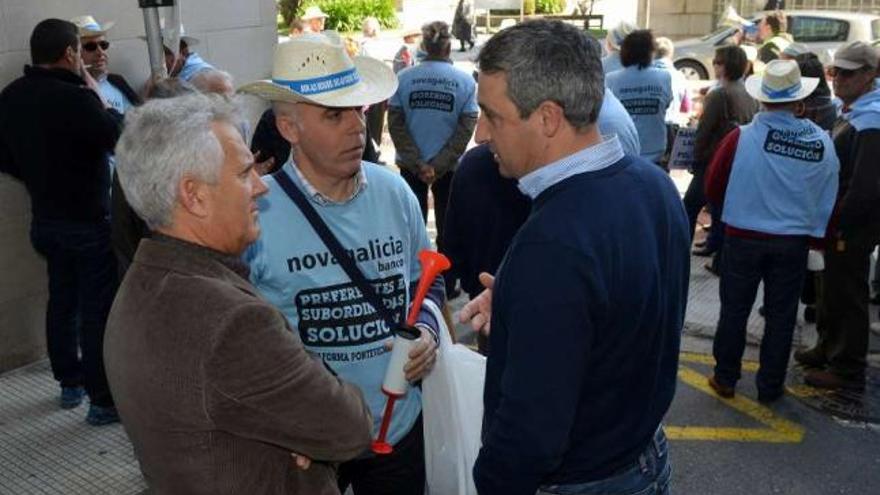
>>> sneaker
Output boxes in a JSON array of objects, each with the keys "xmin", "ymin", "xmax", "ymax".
[
  {"xmin": 804, "ymin": 370, "xmax": 866, "ymax": 391},
  {"xmin": 60, "ymin": 386, "xmax": 84, "ymax": 409},
  {"xmin": 86, "ymin": 405, "xmax": 120, "ymax": 426},
  {"xmin": 794, "ymin": 347, "xmax": 826, "ymax": 368},
  {"xmin": 708, "ymin": 375, "xmax": 735, "ymax": 398}
]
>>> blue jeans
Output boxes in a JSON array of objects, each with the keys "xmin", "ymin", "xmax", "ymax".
[
  {"xmin": 30, "ymin": 219, "xmax": 118, "ymax": 407},
  {"xmin": 538, "ymin": 428, "xmax": 671, "ymax": 495},
  {"xmin": 713, "ymin": 235, "xmax": 808, "ymax": 395}
]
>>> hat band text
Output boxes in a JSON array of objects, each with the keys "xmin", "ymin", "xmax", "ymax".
[
  {"xmin": 762, "ymin": 81, "xmax": 802, "ymax": 99},
  {"xmin": 273, "ymin": 68, "xmax": 360, "ymax": 96}
]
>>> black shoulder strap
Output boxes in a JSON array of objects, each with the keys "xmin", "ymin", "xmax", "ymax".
[{"xmin": 273, "ymin": 168, "xmax": 400, "ymax": 330}]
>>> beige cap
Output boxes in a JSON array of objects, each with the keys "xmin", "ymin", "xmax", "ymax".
[{"xmin": 832, "ymin": 41, "xmax": 879, "ymax": 70}]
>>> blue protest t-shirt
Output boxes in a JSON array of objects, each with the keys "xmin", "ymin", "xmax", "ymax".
[
  {"xmin": 606, "ymin": 66, "xmax": 673, "ymax": 163},
  {"xmin": 97, "ymin": 77, "xmax": 132, "ymax": 115},
  {"xmin": 602, "ymin": 52, "xmax": 623, "ymax": 75},
  {"xmin": 245, "ymin": 161, "xmax": 431, "ymax": 447},
  {"xmin": 723, "ymin": 111, "xmax": 839, "ymax": 237},
  {"xmin": 598, "ymin": 91, "xmax": 641, "ymax": 156},
  {"xmin": 389, "ymin": 60, "xmax": 478, "ymax": 163}
]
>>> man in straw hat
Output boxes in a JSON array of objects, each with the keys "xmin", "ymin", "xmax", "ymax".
[
  {"xmin": 70, "ymin": 15, "xmax": 141, "ymax": 114},
  {"xmin": 239, "ymin": 33, "xmax": 443, "ymax": 494},
  {"xmin": 302, "ymin": 5, "xmax": 329, "ymax": 33},
  {"xmin": 705, "ymin": 59, "xmax": 839, "ymax": 402},
  {"xmin": 459, "ymin": 20, "xmax": 688, "ymax": 495},
  {"xmin": 797, "ymin": 41, "xmax": 880, "ymax": 391}
]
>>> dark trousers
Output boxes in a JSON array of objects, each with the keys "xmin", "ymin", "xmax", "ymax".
[
  {"xmin": 400, "ymin": 168, "xmax": 455, "ymax": 288},
  {"xmin": 713, "ymin": 235, "xmax": 808, "ymax": 395},
  {"xmin": 30, "ymin": 219, "xmax": 118, "ymax": 407},
  {"xmin": 683, "ymin": 167, "xmax": 707, "ymax": 243},
  {"xmin": 816, "ymin": 230, "xmax": 880, "ymax": 377},
  {"xmin": 338, "ymin": 415, "xmax": 425, "ymax": 495}
]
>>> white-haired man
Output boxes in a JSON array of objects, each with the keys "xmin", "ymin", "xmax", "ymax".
[
  {"xmin": 240, "ymin": 33, "xmax": 443, "ymax": 495},
  {"xmin": 106, "ymin": 93, "xmax": 372, "ymax": 494}
]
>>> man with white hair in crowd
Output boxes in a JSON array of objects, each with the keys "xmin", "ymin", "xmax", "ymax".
[
  {"xmin": 190, "ymin": 68, "xmax": 234, "ymax": 98},
  {"xmin": 105, "ymin": 93, "xmax": 373, "ymax": 494},
  {"xmin": 602, "ymin": 21, "xmax": 636, "ymax": 74},
  {"xmin": 240, "ymin": 33, "xmax": 444, "ymax": 494},
  {"xmin": 654, "ymin": 36, "xmax": 691, "ymax": 126}
]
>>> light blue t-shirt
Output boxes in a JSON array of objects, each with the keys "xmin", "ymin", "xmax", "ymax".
[
  {"xmin": 178, "ymin": 52, "xmax": 214, "ymax": 81},
  {"xmin": 723, "ymin": 111, "xmax": 839, "ymax": 237},
  {"xmin": 606, "ymin": 66, "xmax": 673, "ymax": 163},
  {"xmin": 97, "ymin": 76, "xmax": 133, "ymax": 115},
  {"xmin": 389, "ymin": 60, "xmax": 478, "ymax": 164},
  {"xmin": 845, "ymin": 87, "xmax": 880, "ymax": 131},
  {"xmin": 245, "ymin": 161, "xmax": 430, "ymax": 447},
  {"xmin": 602, "ymin": 52, "xmax": 623, "ymax": 75},
  {"xmin": 598, "ymin": 91, "xmax": 641, "ymax": 157}
]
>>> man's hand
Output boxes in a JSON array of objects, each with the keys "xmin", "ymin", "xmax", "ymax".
[
  {"xmin": 458, "ymin": 273, "xmax": 494, "ymax": 335},
  {"xmin": 290, "ymin": 453, "xmax": 312, "ymax": 470},
  {"xmin": 418, "ymin": 163, "xmax": 436, "ymax": 184},
  {"xmin": 386, "ymin": 326, "xmax": 438, "ymax": 382}
]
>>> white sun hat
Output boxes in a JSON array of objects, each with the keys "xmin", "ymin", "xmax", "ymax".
[
  {"xmin": 302, "ymin": 6, "xmax": 329, "ymax": 20},
  {"xmin": 138, "ymin": 26, "xmax": 200, "ymax": 50},
  {"xmin": 70, "ymin": 15, "xmax": 115, "ymax": 37},
  {"xmin": 238, "ymin": 33, "xmax": 397, "ymax": 107},
  {"xmin": 745, "ymin": 59, "xmax": 819, "ymax": 104}
]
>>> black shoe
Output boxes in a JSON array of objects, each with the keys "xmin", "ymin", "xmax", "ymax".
[
  {"xmin": 468, "ymin": 40, "xmax": 475, "ymax": 50},
  {"xmin": 692, "ymin": 246, "xmax": 716, "ymax": 257},
  {"xmin": 758, "ymin": 305, "xmax": 765, "ymax": 317},
  {"xmin": 794, "ymin": 347, "xmax": 827, "ymax": 368},
  {"xmin": 803, "ymin": 305, "xmax": 816, "ymax": 323},
  {"xmin": 693, "ymin": 240, "xmax": 708, "ymax": 248},
  {"xmin": 757, "ymin": 388, "xmax": 784, "ymax": 403}
]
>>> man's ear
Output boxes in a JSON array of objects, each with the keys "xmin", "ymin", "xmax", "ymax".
[
  {"xmin": 177, "ymin": 176, "xmax": 211, "ymax": 219},
  {"xmin": 275, "ymin": 113, "xmax": 302, "ymax": 146},
  {"xmin": 537, "ymin": 100, "xmax": 564, "ymax": 138}
]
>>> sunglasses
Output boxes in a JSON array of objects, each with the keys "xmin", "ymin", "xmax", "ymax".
[{"xmin": 82, "ymin": 40, "xmax": 110, "ymax": 52}]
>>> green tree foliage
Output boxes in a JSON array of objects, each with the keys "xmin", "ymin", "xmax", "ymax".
[{"xmin": 298, "ymin": 0, "xmax": 399, "ymax": 33}]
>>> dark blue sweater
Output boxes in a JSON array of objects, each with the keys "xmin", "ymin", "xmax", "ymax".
[{"xmin": 473, "ymin": 155, "xmax": 690, "ymax": 495}]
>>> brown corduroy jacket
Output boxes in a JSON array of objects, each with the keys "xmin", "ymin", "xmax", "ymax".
[{"xmin": 105, "ymin": 236, "xmax": 372, "ymax": 495}]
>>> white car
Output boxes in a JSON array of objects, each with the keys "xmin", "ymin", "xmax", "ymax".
[{"xmin": 673, "ymin": 10, "xmax": 880, "ymax": 80}]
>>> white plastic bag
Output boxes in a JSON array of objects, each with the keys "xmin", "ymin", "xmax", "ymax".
[{"xmin": 422, "ymin": 299, "xmax": 485, "ymax": 495}]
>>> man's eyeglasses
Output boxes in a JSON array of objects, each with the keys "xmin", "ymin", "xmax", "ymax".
[{"xmin": 83, "ymin": 40, "xmax": 110, "ymax": 52}]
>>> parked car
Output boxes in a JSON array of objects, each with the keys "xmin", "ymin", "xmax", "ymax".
[{"xmin": 673, "ymin": 10, "xmax": 880, "ymax": 80}]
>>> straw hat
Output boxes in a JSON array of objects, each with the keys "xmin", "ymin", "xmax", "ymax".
[
  {"xmin": 745, "ymin": 59, "xmax": 819, "ymax": 103},
  {"xmin": 302, "ymin": 6, "xmax": 329, "ymax": 21},
  {"xmin": 607, "ymin": 21, "xmax": 636, "ymax": 50},
  {"xmin": 70, "ymin": 15, "xmax": 115, "ymax": 37},
  {"xmin": 238, "ymin": 33, "xmax": 397, "ymax": 108},
  {"xmin": 139, "ymin": 26, "xmax": 200, "ymax": 50}
]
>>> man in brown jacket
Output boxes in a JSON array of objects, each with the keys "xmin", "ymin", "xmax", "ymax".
[{"xmin": 104, "ymin": 93, "xmax": 372, "ymax": 494}]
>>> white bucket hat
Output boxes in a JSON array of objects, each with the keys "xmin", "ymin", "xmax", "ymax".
[
  {"xmin": 70, "ymin": 15, "xmax": 115, "ymax": 37},
  {"xmin": 238, "ymin": 33, "xmax": 397, "ymax": 107},
  {"xmin": 302, "ymin": 6, "xmax": 329, "ymax": 21},
  {"xmin": 745, "ymin": 59, "xmax": 819, "ymax": 103}
]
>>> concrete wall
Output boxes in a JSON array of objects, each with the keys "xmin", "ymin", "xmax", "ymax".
[
  {"xmin": 649, "ymin": 0, "xmax": 715, "ymax": 39},
  {"xmin": 0, "ymin": 0, "xmax": 278, "ymax": 373}
]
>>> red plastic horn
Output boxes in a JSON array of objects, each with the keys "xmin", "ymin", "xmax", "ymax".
[
  {"xmin": 371, "ymin": 250, "xmax": 452, "ymax": 455},
  {"xmin": 406, "ymin": 250, "xmax": 452, "ymax": 326}
]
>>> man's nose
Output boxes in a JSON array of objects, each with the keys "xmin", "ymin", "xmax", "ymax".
[{"xmin": 474, "ymin": 114, "xmax": 490, "ymax": 144}]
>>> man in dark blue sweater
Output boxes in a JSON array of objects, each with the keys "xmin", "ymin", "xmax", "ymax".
[{"xmin": 460, "ymin": 21, "xmax": 690, "ymax": 495}]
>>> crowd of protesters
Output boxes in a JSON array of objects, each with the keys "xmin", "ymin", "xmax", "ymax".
[{"xmin": 1, "ymin": 6, "xmax": 879, "ymax": 495}]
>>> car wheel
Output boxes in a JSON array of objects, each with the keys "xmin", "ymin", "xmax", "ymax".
[{"xmin": 675, "ymin": 60, "xmax": 708, "ymax": 81}]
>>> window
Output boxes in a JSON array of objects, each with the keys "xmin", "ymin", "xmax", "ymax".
[
  {"xmin": 873, "ymin": 19, "xmax": 880, "ymax": 40},
  {"xmin": 789, "ymin": 16, "xmax": 849, "ymax": 42}
]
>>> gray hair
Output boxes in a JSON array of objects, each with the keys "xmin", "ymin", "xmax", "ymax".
[
  {"xmin": 190, "ymin": 69, "xmax": 234, "ymax": 96},
  {"xmin": 655, "ymin": 37, "xmax": 674, "ymax": 59},
  {"xmin": 477, "ymin": 20, "xmax": 604, "ymax": 129},
  {"xmin": 362, "ymin": 16, "xmax": 380, "ymax": 37},
  {"xmin": 115, "ymin": 93, "xmax": 242, "ymax": 229},
  {"xmin": 422, "ymin": 21, "xmax": 451, "ymax": 57}
]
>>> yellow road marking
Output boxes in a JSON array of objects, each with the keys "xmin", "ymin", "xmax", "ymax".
[{"xmin": 665, "ymin": 366, "xmax": 805, "ymax": 443}]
